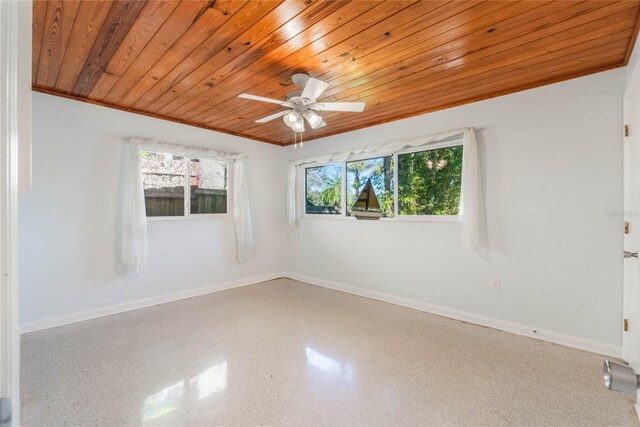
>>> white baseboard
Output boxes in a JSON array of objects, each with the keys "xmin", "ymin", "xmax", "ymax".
[
  {"xmin": 282, "ymin": 271, "xmax": 622, "ymax": 358},
  {"xmin": 20, "ymin": 272, "xmax": 284, "ymax": 334},
  {"xmin": 21, "ymin": 271, "xmax": 623, "ymax": 358}
]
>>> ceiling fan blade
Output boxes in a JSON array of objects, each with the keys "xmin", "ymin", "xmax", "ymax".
[
  {"xmin": 255, "ymin": 110, "xmax": 290, "ymax": 123},
  {"xmin": 310, "ymin": 101, "xmax": 365, "ymax": 112},
  {"xmin": 301, "ymin": 77, "xmax": 329, "ymax": 102},
  {"xmin": 238, "ymin": 93, "xmax": 292, "ymax": 107}
]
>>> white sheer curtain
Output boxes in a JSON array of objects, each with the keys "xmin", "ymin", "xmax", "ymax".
[
  {"xmin": 233, "ymin": 158, "xmax": 253, "ymax": 263},
  {"xmin": 459, "ymin": 129, "xmax": 483, "ymax": 249},
  {"xmin": 122, "ymin": 137, "xmax": 253, "ymax": 271},
  {"xmin": 122, "ymin": 138, "xmax": 147, "ymax": 271},
  {"xmin": 285, "ymin": 128, "xmax": 484, "ymax": 248}
]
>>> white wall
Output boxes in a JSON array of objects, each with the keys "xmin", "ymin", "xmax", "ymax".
[
  {"xmin": 19, "ymin": 93, "xmax": 285, "ymax": 325},
  {"xmin": 23, "ymin": 68, "xmax": 627, "ymax": 355},
  {"xmin": 284, "ymin": 69, "xmax": 626, "ymax": 351},
  {"xmin": 627, "ymin": 46, "xmax": 640, "ymax": 88}
]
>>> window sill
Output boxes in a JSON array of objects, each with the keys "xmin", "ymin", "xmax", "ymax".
[
  {"xmin": 300, "ymin": 215, "xmax": 459, "ymax": 223},
  {"xmin": 147, "ymin": 214, "xmax": 232, "ymax": 222}
]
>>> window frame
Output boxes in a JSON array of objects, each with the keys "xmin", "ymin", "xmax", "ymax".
[
  {"xmin": 299, "ymin": 137, "xmax": 463, "ymax": 223},
  {"xmin": 302, "ymin": 162, "xmax": 344, "ymax": 217},
  {"xmin": 142, "ymin": 150, "xmax": 233, "ymax": 221}
]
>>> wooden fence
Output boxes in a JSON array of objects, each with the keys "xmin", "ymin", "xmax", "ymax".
[{"xmin": 144, "ymin": 187, "xmax": 227, "ymax": 216}]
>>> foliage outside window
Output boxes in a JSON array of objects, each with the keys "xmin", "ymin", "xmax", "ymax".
[
  {"xmin": 398, "ymin": 145, "xmax": 463, "ymax": 216},
  {"xmin": 305, "ymin": 164, "xmax": 342, "ymax": 214},
  {"xmin": 303, "ymin": 141, "xmax": 463, "ymax": 219},
  {"xmin": 140, "ymin": 151, "xmax": 228, "ymax": 217},
  {"xmin": 346, "ymin": 157, "xmax": 394, "ymax": 217}
]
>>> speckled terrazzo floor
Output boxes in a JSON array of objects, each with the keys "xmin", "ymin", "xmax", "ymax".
[{"xmin": 21, "ymin": 278, "xmax": 638, "ymax": 426}]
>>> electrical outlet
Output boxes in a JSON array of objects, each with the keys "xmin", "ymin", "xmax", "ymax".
[{"xmin": 490, "ymin": 277, "xmax": 501, "ymax": 290}]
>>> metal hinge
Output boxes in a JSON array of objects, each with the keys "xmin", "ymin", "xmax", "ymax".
[
  {"xmin": 624, "ymin": 318, "xmax": 629, "ymax": 332},
  {"xmin": 625, "ymin": 124, "xmax": 630, "ymax": 137},
  {"xmin": 625, "ymin": 221, "xmax": 630, "ymax": 234}
]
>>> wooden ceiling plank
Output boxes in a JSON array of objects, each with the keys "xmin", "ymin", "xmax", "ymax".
[
  {"xmin": 235, "ymin": 2, "xmax": 633, "ymax": 133},
  {"xmin": 32, "ymin": 1, "xmax": 640, "ymax": 145},
  {"xmin": 267, "ymin": 53, "xmax": 624, "ymax": 144},
  {"xmin": 257, "ymin": 36, "xmax": 630, "ymax": 140},
  {"xmin": 97, "ymin": 0, "xmax": 246, "ymax": 103},
  {"xmin": 100, "ymin": 0, "xmax": 235, "ymax": 104},
  {"xmin": 32, "ymin": 0, "xmax": 49, "ymax": 84},
  {"xmin": 72, "ymin": 0, "xmax": 148, "ymax": 97},
  {"xmin": 89, "ymin": 0, "xmax": 220, "ymax": 100},
  {"xmin": 55, "ymin": 0, "xmax": 113, "ymax": 93},
  {"xmin": 147, "ymin": 0, "xmax": 351, "ymax": 117},
  {"xmin": 133, "ymin": 0, "xmax": 326, "ymax": 112},
  {"xmin": 255, "ymin": 46, "xmax": 625, "ymax": 144},
  {"xmin": 385, "ymin": 46, "xmax": 627, "ymax": 121},
  {"xmin": 223, "ymin": 1, "xmax": 606, "ymax": 130},
  {"xmin": 208, "ymin": 0, "xmax": 576, "ymax": 129},
  {"xmin": 258, "ymin": 36, "xmax": 630, "ymax": 141},
  {"xmin": 175, "ymin": 0, "xmax": 455, "ymax": 124},
  {"xmin": 89, "ymin": 72, "xmax": 120, "ymax": 100},
  {"xmin": 313, "ymin": 1, "xmax": 587, "ymax": 101},
  {"xmin": 201, "ymin": 0, "xmax": 566, "ymax": 128},
  {"xmin": 115, "ymin": 0, "xmax": 283, "ymax": 107},
  {"xmin": 183, "ymin": 0, "xmax": 472, "ymax": 129},
  {"xmin": 152, "ymin": 0, "xmax": 387, "ymax": 118},
  {"xmin": 303, "ymin": 47, "xmax": 627, "ymax": 142},
  {"xmin": 36, "ymin": 0, "xmax": 81, "ymax": 88},
  {"xmin": 182, "ymin": 0, "xmax": 471, "ymax": 124},
  {"xmin": 251, "ymin": 27, "xmax": 632, "ymax": 140},
  {"xmin": 310, "ymin": 1, "xmax": 552, "ymax": 91},
  {"xmin": 103, "ymin": 0, "xmax": 180, "ymax": 79},
  {"xmin": 324, "ymin": 3, "xmax": 637, "ymax": 107},
  {"xmin": 216, "ymin": 0, "xmax": 555, "ymax": 129},
  {"xmin": 624, "ymin": 4, "xmax": 640, "ymax": 65}
]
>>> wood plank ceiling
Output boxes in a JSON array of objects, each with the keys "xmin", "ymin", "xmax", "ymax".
[{"xmin": 33, "ymin": 0, "xmax": 640, "ymax": 146}]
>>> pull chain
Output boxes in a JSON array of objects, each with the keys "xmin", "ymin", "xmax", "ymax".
[{"xmin": 293, "ymin": 131, "xmax": 304, "ymax": 149}]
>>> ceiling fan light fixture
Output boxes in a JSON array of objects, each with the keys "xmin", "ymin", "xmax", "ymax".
[
  {"xmin": 304, "ymin": 111, "xmax": 323, "ymax": 129},
  {"xmin": 292, "ymin": 117, "xmax": 305, "ymax": 133},
  {"xmin": 283, "ymin": 110, "xmax": 298, "ymax": 127}
]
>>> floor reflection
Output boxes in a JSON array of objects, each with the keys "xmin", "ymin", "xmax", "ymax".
[
  {"xmin": 305, "ymin": 347, "xmax": 355, "ymax": 383},
  {"xmin": 189, "ymin": 361, "xmax": 228, "ymax": 399},
  {"xmin": 142, "ymin": 381, "xmax": 184, "ymax": 421},
  {"xmin": 142, "ymin": 361, "xmax": 227, "ymax": 422}
]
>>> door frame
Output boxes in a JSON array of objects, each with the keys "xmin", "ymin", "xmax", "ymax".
[
  {"xmin": 0, "ymin": 1, "xmax": 29, "ymax": 425},
  {"xmin": 624, "ymin": 57, "xmax": 640, "ymax": 371}
]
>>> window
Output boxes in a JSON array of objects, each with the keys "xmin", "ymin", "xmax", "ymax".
[
  {"xmin": 302, "ymin": 140, "xmax": 463, "ymax": 219},
  {"xmin": 141, "ymin": 151, "xmax": 186, "ymax": 217},
  {"xmin": 190, "ymin": 158, "xmax": 228, "ymax": 215},
  {"xmin": 305, "ymin": 164, "xmax": 342, "ymax": 214},
  {"xmin": 397, "ymin": 145, "xmax": 463, "ymax": 216},
  {"xmin": 140, "ymin": 151, "xmax": 229, "ymax": 218},
  {"xmin": 346, "ymin": 156, "xmax": 394, "ymax": 217}
]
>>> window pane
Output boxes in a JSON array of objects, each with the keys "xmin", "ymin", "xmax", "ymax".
[
  {"xmin": 140, "ymin": 151, "xmax": 186, "ymax": 217},
  {"xmin": 398, "ymin": 145, "xmax": 463, "ymax": 215},
  {"xmin": 305, "ymin": 164, "xmax": 342, "ymax": 214},
  {"xmin": 190, "ymin": 159, "xmax": 228, "ymax": 214},
  {"xmin": 346, "ymin": 157, "xmax": 394, "ymax": 218}
]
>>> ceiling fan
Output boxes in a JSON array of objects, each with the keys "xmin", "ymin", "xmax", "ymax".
[{"xmin": 238, "ymin": 73, "xmax": 365, "ymax": 133}]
